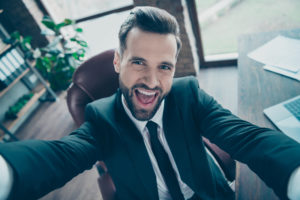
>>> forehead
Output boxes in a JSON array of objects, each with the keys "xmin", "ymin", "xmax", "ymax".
[{"xmin": 124, "ymin": 28, "xmax": 177, "ymax": 62}]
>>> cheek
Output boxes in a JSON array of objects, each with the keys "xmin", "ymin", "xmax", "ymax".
[{"xmin": 119, "ymin": 68, "xmax": 137, "ymax": 87}]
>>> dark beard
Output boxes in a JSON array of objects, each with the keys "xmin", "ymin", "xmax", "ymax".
[{"xmin": 119, "ymin": 79, "xmax": 165, "ymax": 121}]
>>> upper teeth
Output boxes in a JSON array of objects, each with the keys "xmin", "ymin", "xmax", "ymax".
[{"xmin": 137, "ymin": 89, "xmax": 156, "ymax": 96}]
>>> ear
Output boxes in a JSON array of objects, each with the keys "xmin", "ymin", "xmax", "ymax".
[{"xmin": 113, "ymin": 50, "xmax": 120, "ymax": 73}]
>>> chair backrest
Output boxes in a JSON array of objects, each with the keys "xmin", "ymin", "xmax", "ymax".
[
  {"xmin": 67, "ymin": 49, "xmax": 118, "ymax": 200},
  {"xmin": 66, "ymin": 49, "xmax": 235, "ymax": 200},
  {"xmin": 67, "ymin": 49, "xmax": 118, "ymax": 126}
]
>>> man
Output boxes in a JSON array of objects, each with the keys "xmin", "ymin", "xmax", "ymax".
[{"xmin": 0, "ymin": 6, "xmax": 300, "ymax": 200}]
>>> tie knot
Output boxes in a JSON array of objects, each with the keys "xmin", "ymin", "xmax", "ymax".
[{"xmin": 146, "ymin": 121, "xmax": 158, "ymax": 136}]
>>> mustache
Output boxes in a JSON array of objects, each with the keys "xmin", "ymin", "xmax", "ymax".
[{"xmin": 132, "ymin": 84, "xmax": 162, "ymax": 93}]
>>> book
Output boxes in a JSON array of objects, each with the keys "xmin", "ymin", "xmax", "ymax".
[
  {"xmin": 0, "ymin": 61, "xmax": 15, "ymax": 81},
  {"xmin": 0, "ymin": 70, "xmax": 10, "ymax": 91},
  {"xmin": 6, "ymin": 51, "xmax": 24, "ymax": 73},
  {"xmin": 11, "ymin": 49, "xmax": 27, "ymax": 70},
  {"xmin": 1, "ymin": 56, "xmax": 21, "ymax": 77}
]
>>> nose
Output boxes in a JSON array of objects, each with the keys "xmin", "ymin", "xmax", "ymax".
[{"xmin": 144, "ymin": 69, "xmax": 159, "ymax": 89}]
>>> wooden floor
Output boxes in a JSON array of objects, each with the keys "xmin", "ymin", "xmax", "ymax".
[
  {"xmin": 12, "ymin": 66, "xmax": 237, "ymax": 200},
  {"xmin": 197, "ymin": 66, "xmax": 237, "ymax": 114}
]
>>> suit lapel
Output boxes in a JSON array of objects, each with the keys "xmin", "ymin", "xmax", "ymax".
[
  {"xmin": 114, "ymin": 91, "xmax": 159, "ymax": 200},
  {"xmin": 162, "ymin": 94, "xmax": 196, "ymax": 191}
]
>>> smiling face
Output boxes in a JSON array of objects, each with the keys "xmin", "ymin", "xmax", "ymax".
[{"xmin": 114, "ymin": 28, "xmax": 177, "ymax": 121}]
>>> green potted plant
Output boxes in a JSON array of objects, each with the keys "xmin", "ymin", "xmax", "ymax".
[
  {"xmin": 7, "ymin": 32, "xmax": 34, "ymax": 60},
  {"xmin": 35, "ymin": 16, "xmax": 88, "ymax": 91},
  {"xmin": 5, "ymin": 93, "xmax": 34, "ymax": 119},
  {"xmin": 8, "ymin": 16, "xmax": 88, "ymax": 91}
]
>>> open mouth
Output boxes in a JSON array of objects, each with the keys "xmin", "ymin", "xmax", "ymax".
[{"xmin": 134, "ymin": 88, "xmax": 158, "ymax": 107}]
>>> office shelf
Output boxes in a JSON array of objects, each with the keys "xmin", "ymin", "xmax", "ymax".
[
  {"xmin": 0, "ymin": 48, "xmax": 57, "ymax": 141},
  {"xmin": 3, "ymin": 88, "xmax": 45, "ymax": 130},
  {"xmin": 0, "ymin": 44, "xmax": 11, "ymax": 55},
  {"xmin": 1, "ymin": 84, "xmax": 46, "ymax": 133},
  {"xmin": 0, "ymin": 22, "xmax": 58, "ymax": 141},
  {"xmin": 0, "ymin": 68, "xmax": 30, "ymax": 97}
]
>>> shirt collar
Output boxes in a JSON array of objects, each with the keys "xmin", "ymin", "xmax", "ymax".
[{"xmin": 121, "ymin": 94, "xmax": 164, "ymax": 133}]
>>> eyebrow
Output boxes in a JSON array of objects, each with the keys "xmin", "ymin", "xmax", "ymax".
[
  {"xmin": 129, "ymin": 56, "xmax": 174, "ymax": 68},
  {"xmin": 161, "ymin": 61, "xmax": 174, "ymax": 68},
  {"xmin": 129, "ymin": 56, "xmax": 147, "ymax": 62}
]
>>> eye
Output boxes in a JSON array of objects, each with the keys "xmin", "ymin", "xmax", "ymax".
[
  {"xmin": 132, "ymin": 60, "xmax": 144, "ymax": 65},
  {"xmin": 160, "ymin": 65, "xmax": 172, "ymax": 71}
]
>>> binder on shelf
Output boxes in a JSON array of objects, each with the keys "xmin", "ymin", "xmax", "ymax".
[
  {"xmin": 1, "ymin": 56, "xmax": 21, "ymax": 77},
  {"xmin": 4, "ymin": 54, "xmax": 23, "ymax": 74},
  {"xmin": 0, "ymin": 70, "xmax": 11, "ymax": 84},
  {"xmin": 0, "ymin": 61, "xmax": 15, "ymax": 81},
  {"xmin": 6, "ymin": 52, "xmax": 24, "ymax": 73},
  {"xmin": 0, "ymin": 57, "xmax": 20, "ymax": 79},
  {"xmin": 11, "ymin": 49, "xmax": 27, "ymax": 70},
  {"xmin": 0, "ymin": 70, "xmax": 10, "ymax": 91}
]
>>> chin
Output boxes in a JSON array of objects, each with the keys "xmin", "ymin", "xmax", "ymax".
[{"xmin": 133, "ymin": 109, "xmax": 155, "ymax": 121}]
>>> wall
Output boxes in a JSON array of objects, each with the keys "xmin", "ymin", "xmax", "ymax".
[{"xmin": 0, "ymin": 0, "xmax": 48, "ymax": 48}]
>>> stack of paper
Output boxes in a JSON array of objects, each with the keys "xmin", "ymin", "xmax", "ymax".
[{"xmin": 248, "ymin": 35, "xmax": 300, "ymax": 81}]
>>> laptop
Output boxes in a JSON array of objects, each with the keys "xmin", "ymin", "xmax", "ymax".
[{"xmin": 264, "ymin": 95, "xmax": 300, "ymax": 143}]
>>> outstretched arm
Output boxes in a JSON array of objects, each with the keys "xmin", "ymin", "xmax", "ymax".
[
  {"xmin": 188, "ymin": 78, "xmax": 300, "ymax": 199},
  {"xmin": 0, "ymin": 105, "xmax": 102, "ymax": 199}
]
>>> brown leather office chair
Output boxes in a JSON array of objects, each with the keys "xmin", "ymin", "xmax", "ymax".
[
  {"xmin": 66, "ymin": 49, "xmax": 236, "ymax": 200},
  {"xmin": 67, "ymin": 49, "xmax": 118, "ymax": 199}
]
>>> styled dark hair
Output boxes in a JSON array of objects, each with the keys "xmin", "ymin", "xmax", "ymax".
[{"xmin": 118, "ymin": 6, "xmax": 182, "ymax": 56}]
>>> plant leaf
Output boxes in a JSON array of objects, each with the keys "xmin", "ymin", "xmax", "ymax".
[
  {"xmin": 72, "ymin": 52, "xmax": 80, "ymax": 60},
  {"xmin": 42, "ymin": 16, "xmax": 56, "ymax": 31},
  {"xmin": 23, "ymin": 36, "xmax": 32, "ymax": 44},
  {"xmin": 56, "ymin": 18, "xmax": 73, "ymax": 30},
  {"xmin": 75, "ymin": 28, "xmax": 83, "ymax": 32},
  {"xmin": 76, "ymin": 40, "xmax": 88, "ymax": 47},
  {"xmin": 11, "ymin": 31, "xmax": 21, "ymax": 41},
  {"xmin": 64, "ymin": 19, "xmax": 73, "ymax": 25}
]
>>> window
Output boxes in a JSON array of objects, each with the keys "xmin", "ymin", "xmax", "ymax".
[
  {"xmin": 40, "ymin": 0, "xmax": 133, "ymax": 57},
  {"xmin": 188, "ymin": 0, "xmax": 300, "ymax": 67}
]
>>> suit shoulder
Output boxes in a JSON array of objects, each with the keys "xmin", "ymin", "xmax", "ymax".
[
  {"xmin": 171, "ymin": 76, "xmax": 199, "ymax": 94},
  {"xmin": 169, "ymin": 76, "xmax": 212, "ymax": 106},
  {"xmin": 88, "ymin": 93, "xmax": 116, "ymax": 110},
  {"xmin": 85, "ymin": 93, "xmax": 117, "ymax": 121}
]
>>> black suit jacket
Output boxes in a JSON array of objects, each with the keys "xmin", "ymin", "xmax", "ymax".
[{"xmin": 1, "ymin": 76, "xmax": 300, "ymax": 200}]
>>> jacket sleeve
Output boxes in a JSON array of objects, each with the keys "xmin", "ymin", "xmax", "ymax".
[
  {"xmin": 189, "ymin": 77, "xmax": 300, "ymax": 200},
  {"xmin": 0, "ymin": 104, "xmax": 101, "ymax": 200}
]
